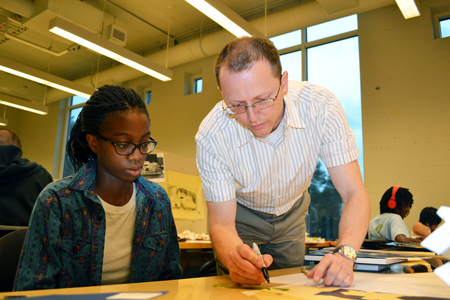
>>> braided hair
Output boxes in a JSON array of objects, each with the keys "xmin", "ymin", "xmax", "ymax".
[
  {"xmin": 67, "ymin": 85, "xmax": 149, "ymax": 172},
  {"xmin": 379, "ymin": 186, "xmax": 414, "ymax": 216}
]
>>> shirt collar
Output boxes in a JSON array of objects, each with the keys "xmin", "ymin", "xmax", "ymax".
[{"xmin": 69, "ymin": 160, "xmax": 99, "ymax": 202}]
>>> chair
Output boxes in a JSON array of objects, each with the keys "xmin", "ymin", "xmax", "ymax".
[
  {"xmin": 0, "ymin": 228, "xmax": 28, "ymax": 292},
  {"xmin": 0, "ymin": 225, "xmax": 28, "ymax": 239},
  {"xmin": 182, "ymin": 259, "xmax": 217, "ymax": 279}
]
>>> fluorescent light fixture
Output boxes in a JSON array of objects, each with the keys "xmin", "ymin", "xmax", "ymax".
[
  {"xmin": 0, "ymin": 117, "xmax": 7, "ymax": 126},
  {"xmin": 395, "ymin": 0, "xmax": 420, "ymax": 19},
  {"xmin": 49, "ymin": 17, "xmax": 173, "ymax": 82},
  {"xmin": 185, "ymin": 0, "xmax": 264, "ymax": 38},
  {"xmin": 0, "ymin": 93, "xmax": 49, "ymax": 115},
  {"xmin": 0, "ymin": 57, "xmax": 93, "ymax": 99}
]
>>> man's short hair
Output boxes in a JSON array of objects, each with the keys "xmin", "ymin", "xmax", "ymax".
[
  {"xmin": 0, "ymin": 129, "xmax": 22, "ymax": 149},
  {"xmin": 214, "ymin": 36, "xmax": 282, "ymax": 88}
]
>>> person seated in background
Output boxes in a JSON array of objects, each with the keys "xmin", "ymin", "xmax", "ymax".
[
  {"xmin": 368, "ymin": 186, "xmax": 422, "ymax": 243},
  {"xmin": 14, "ymin": 85, "xmax": 181, "ymax": 291},
  {"xmin": 0, "ymin": 129, "xmax": 53, "ymax": 227},
  {"xmin": 411, "ymin": 207, "xmax": 442, "ymax": 239}
]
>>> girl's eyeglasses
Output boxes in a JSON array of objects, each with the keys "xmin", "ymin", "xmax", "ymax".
[{"xmin": 97, "ymin": 136, "xmax": 157, "ymax": 156}]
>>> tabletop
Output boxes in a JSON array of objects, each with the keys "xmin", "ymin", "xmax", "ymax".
[{"xmin": 2, "ymin": 267, "xmax": 448, "ymax": 300}]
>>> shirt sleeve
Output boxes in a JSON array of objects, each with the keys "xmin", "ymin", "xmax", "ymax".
[
  {"xmin": 195, "ymin": 135, "xmax": 236, "ymax": 203},
  {"xmin": 14, "ymin": 187, "xmax": 62, "ymax": 290},
  {"xmin": 319, "ymin": 92, "xmax": 360, "ymax": 168},
  {"xmin": 389, "ymin": 215, "xmax": 410, "ymax": 240}
]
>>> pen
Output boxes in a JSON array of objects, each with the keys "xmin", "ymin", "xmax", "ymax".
[{"xmin": 252, "ymin": 241, "xmax": 270, "ymax": 283}]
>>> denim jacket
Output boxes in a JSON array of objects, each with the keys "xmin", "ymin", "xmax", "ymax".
[{"xmin": 14, "ymin": 161, "xmax": 181, "ymax": 290}]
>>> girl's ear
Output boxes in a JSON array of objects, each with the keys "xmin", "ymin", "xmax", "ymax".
[{"xmin": 86, "ymin": 134, "xmax": 99, "ymax": 154}]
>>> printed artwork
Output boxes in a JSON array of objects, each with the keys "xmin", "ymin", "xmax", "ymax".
[{"xmin": 166, "ymin": 171, "xmax": 205, "ymax": 220}]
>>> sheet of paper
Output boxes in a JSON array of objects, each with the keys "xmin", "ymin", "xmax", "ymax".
[
  {"xmin": 270, "ymin": 271, "xmax": 450, "ymax": 298},
  {"xmin": 107, "ymin": 293, "xmax": 166, "ymax": 300},
  {"xmin": 420, "ymin": 205, "xmax": 450, "ymax": 288}
]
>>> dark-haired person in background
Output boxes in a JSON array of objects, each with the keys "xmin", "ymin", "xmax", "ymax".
[
  {"xmin": 0, "ymin": 129, "xmax": 53, "ymax": 227},
  {"xmin": 411, "ymin": 207, "xmax": 442, "ymax": 239},
  {"xmin": 368, "ymin": 186, "xmax": 422, "ymax": 243},
  {"xmin": 14, "ymin": 85, "xmax": 181, "ymax": 291}
]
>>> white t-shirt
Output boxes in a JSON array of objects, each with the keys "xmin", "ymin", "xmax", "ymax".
[
  {"xmin": 99, "ymin": 183, "xmax": 137, "ymax": 285},
  {"xmin": 368, "ymin": 213, "xmax": 409, "ymax": 241},
  {"xmin": 411, "ymin": 224, "xmax": 430, "ymax": 239}
]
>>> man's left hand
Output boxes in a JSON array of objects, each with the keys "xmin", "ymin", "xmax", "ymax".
[{"xmin": 306, "ymin": 253, "xmax": 354, "ymax": 286}]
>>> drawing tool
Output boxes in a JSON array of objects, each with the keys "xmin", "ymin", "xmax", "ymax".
[{"xmin": 252, "ymin": 242, "xmax": 270, "ymax": 283}]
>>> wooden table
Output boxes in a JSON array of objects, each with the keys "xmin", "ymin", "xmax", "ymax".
[
  {"xmin": 179, "ymin": 240, "xmax": 212, "ymax": 250},
  {"xmin": 1, "ymin": 267, "xmax": 447, "ymax": 300}
]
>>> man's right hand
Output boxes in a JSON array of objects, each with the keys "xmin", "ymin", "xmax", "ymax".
[{"xmin": 227, "ymin": 243, "xmax": 273, "ymax": 285}]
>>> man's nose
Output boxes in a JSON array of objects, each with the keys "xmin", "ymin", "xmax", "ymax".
[{"xmin": 246, "ymin": 106, "xmax": 259, "ymax": 122}]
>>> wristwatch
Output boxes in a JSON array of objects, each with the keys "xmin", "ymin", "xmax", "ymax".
[{"xmin": 333, "ymin": 245, "xmax": 357, "ymax": 268}]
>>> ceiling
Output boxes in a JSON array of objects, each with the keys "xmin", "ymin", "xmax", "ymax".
[{"xmin": 0, "ymin": 0, "xmax": 394, "ymax": 105}]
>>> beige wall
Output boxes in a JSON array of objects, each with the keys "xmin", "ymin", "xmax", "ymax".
[
  {"xmin": 123, "ymin": 55, "xmax": 221, "ymax": 160},
  {"xmin": 3, "ymin": 0, "xmax": 449, "ymax": 234},
  {"xmin": 359, "ymin": 0, "xmax": 450, "ymax": 231},
  {"xmin": 3, "ymin": 101, "xmax": 60, "ymax": 176}
]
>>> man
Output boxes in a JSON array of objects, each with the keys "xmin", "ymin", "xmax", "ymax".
[
  {"xmin": 0, "ymin": 129, "xmax": 53, "ymax": 226},
  {"xmin": 195, "ymin": 37, "xmax": 370, "ymax": 286}
]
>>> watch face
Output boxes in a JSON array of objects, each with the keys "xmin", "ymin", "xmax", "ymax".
[{"xmin": 343, "ymin": 246, "xmax": 357, "ymax": 261}]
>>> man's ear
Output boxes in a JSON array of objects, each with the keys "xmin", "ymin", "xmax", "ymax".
[
  {"xmin": 281, "ymin": 71, "xmax": 289, "ymax": 95},
  {"xmin": 86, "ymin": 134, "xmax": 99, "ymax": 154}
]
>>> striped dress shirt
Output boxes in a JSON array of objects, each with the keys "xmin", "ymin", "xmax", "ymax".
[{"xmin": 195, "ymin": 81, "xmax": 359, "ymax": 216}]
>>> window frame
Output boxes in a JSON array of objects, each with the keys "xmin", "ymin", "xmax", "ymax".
[
  {"xmin": 191, "ymin": 74, "xmax": 203, "ymax": 94},
  {"xmin": 272, "ymin": 16, "xmax": 361, "ymax": 240},
  {"xmin": 432, "ymin": 10, "xmax": 450, "ymax": 39},
  {"xmin": 58, "ymin": 97, "xmax": 86, "ymax": 178},
  {"xmin": 144, "ymin": 87, "xmax": 152, "ymax": 105}
]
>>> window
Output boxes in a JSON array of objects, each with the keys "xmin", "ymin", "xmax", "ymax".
[
  {"xmin": 145, "ymin": 89, "xmax": 152, "ymax": 104},
  {"xmin": 307, "ymin": 15, "xmax": 358, "ymax": 42},
  {"xmin": 62, "ymin": 96, "xmax": 88, "ymax": 177},
  {"xmin": 184, "ymin": 70, "xmax": 202, "ymax": 95},
  {"xmin": 272, "ymin": 15, "xmax": 362, "ymax": 240},
  {"xmin": 432, "ymin": 10, "xmax": 450, "ymax": 39},
  {"xmin": 193, "ymin": 77, "xmax": 203, "ymax": 94},
  {"xmin": 271, "ymin": 29, "xmax": 302, "ymax": 50},
  {"xmin": 440, "ymin": 17, "xmax": 450, "ymax": 38}
]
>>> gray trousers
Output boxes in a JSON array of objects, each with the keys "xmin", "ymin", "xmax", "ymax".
[{"xmin": 216, "ymin": 191, "xmax": 310, "ymax": 275}]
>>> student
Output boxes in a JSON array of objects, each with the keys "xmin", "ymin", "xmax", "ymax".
[
  {"xmin": 0, "ymin": 129, "xmax": 53, "ymax": 227},
  {"xmin": 411, "ymin": 207, "xmax": 441, "ymax": 239},
  {"xmin": 14, "ymin": 85, "xmax": 181, "ymax": 290},
  {"xmin": 368, "ymin": 186, "xmax": 422, "ymax": 243}
]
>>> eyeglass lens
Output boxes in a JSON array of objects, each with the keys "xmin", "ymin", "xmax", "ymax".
[{"xmin": 115, "ymin": 141, "xmax": 155, "ymax": 155}]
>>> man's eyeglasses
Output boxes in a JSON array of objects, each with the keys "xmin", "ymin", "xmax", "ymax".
[
  {"xmin": 222, "ymin": 85, "xmax": 281, "ymax": 115},
  {"xmin": 97, "ymin": 136, "xmax": 157, "ymax": 156}
]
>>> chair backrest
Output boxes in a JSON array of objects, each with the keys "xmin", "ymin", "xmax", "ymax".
[
  {"xmin": 0, "ymin": 228, "xmax": 28, "ymax": 292},
  {"xmin": 0, "ymin": 225, "xmax": 28, "ymax": 239}
]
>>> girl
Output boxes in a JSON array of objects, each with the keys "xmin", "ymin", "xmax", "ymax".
[
  {"xmin": 14, "ymin": 85, "xmax": 181, "ymax": 290},
  {"xmin": 411, "ymin": 207, "xmax": 441, "ymax": 239},
  {"xmin": 368, "ymin": 186, "xmax": 422, "ymax": 243}
]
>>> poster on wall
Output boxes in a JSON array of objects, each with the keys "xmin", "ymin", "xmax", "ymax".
[
  {"xmin": 141, "ymin": 153, "xmax": 165, "ymax": 182},
  {"xmin": 167, "ymin": 171, "xmax": 205, "ymax": 220}
]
